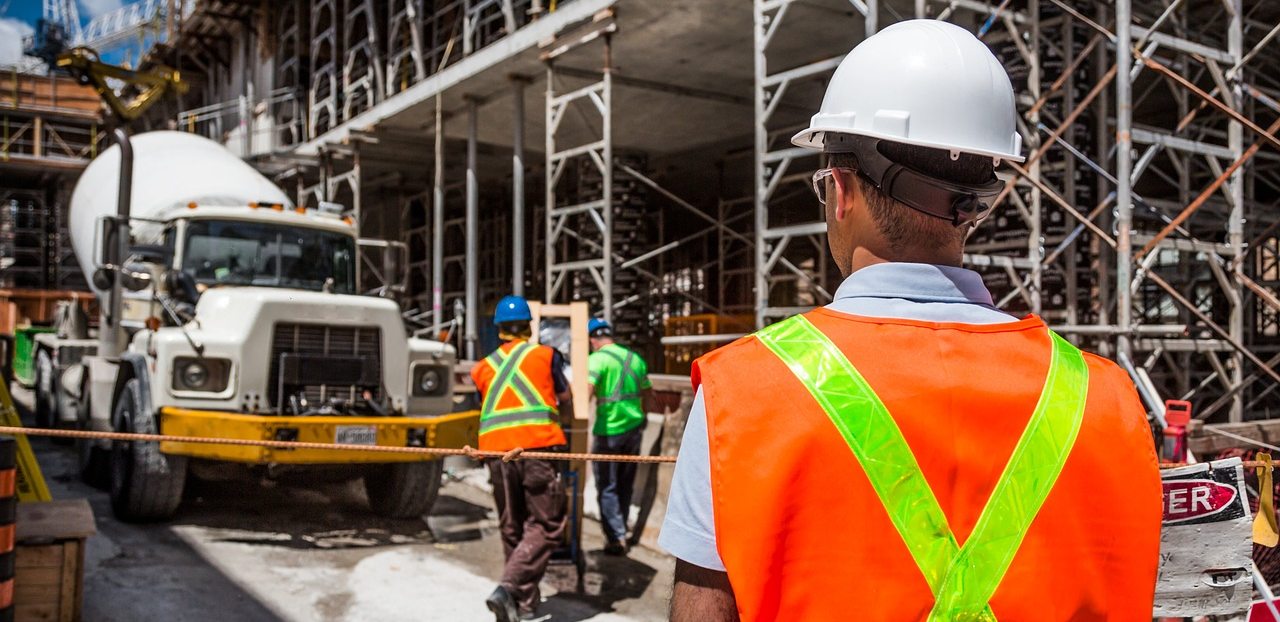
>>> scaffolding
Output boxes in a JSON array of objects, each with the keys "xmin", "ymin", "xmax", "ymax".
[
  {"xmin": 744, "ymin": 0, "xmax": 1280, "ymax": 421},
  {"xmin": 125, "ymin": 0, "xmax": 1280, "ymax": 424}
]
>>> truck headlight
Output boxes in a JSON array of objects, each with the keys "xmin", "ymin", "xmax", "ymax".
[
  {"xmin": 172, "ymin": 357, "xmax": 231, "ymax": 393},
  {"xmin": 412, "ymin": 364, "xmax": 448, "ymax": 397}
]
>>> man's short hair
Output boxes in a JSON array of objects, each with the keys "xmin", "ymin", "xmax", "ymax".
[
  {"xmin": 828, "ymin": 140, "xmax": 995, "ymax": 251},
  {"xmin": 498, "ymin": 321, "xmax": 532, "ymax": 338}
]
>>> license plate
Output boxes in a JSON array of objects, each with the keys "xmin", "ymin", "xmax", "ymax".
[{"xmin": 335, "ymin": 425, "xmax": 378, "ymax": 446}]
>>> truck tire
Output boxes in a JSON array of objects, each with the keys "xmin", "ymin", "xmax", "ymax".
[
  {"xmin": 75, "ymin": 373, "xmax": 108, "ymax": 488},
  {"xmin": 33, "ymin": 349, "xmax": 57, "ymax": 429},
  {"xmin": 109, "ymin": 378, "xmax": 187, "ymax": 521},
  {"xmin": 364, "ymin": 460, "xmax": 443, "ymax": 519},
  {"xmin": 77, "ymin": 432, "xmax": 109, "ymax": 489}
]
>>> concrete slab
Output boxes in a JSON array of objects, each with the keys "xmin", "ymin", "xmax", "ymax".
[{"xmin": 296, "ymin": 0, "xmax": 879, "ymax": 166}]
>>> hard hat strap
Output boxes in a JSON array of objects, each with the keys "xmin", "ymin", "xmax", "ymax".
[{"xmin": 826, "ymin": 134, "xmax": 1004, "ymax": 227}]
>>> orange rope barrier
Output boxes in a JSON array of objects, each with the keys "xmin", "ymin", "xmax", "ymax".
[
  {"xmin": 0, "ymin": 426, "xmax": 678, "ymax": 464},
  {"xmin": 3, "ymin": 426, "xmax": 1274, "ymax": 470}
]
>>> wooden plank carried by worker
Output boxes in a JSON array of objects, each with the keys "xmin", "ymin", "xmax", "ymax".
[
  {"xmin": 0, "ymin": 380, "xmax": 52, "ymax": 502},
  {"xmin": 1154, "ymin": 458, "xmax": 1253, "ymax": 617}
]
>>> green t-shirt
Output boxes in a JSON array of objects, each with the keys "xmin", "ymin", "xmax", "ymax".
[{"xmin": 588, "ymin": 343, "xmax": 651, "ymax": 436}]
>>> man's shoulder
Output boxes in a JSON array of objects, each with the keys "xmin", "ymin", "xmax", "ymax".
[
  {"xmin": 691, "ymin": 332, "xmax": 767, "ymax": 383},
  {"xmin": 1079, "ymin": 350, "xmax": 1132, "ymax": 386}
]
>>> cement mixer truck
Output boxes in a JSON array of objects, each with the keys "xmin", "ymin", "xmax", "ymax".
[{"xmin": 32, "ymin": 131, "xmax": 476, "ymax": 520}]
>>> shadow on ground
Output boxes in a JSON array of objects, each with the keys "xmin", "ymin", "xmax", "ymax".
[{"xmin": 542, "ymin": 550, "xmax": 661, "ymax": 621}]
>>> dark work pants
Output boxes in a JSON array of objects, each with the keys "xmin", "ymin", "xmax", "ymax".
[
  {"xmin": 488, "ymin": 457, "xmax": 567, "ymax": 613},
  {"xmin": 592, "ymin": 425, "xmax": 644, "ymax": 543}
]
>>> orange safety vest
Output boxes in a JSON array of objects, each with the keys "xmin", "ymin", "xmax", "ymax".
[
  {"xmin": 693, "ymin": 310, "xmax": 1161, "ymax": 621},
  {"xmin": 471, "ymin": 340, "xmax": 567, "ymax": 452}
]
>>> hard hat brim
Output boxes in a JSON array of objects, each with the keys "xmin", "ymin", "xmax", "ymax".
[{"xmin": 791, "ymin": 127, "xmax": 1026, "ymax": 163}]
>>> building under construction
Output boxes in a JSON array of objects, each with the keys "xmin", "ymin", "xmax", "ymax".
[{"xmin": 6, "ymin": 0, "xmax": 1280, "ymax": 431}]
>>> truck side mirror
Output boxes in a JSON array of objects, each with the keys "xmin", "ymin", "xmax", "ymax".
[
  {"xmin": 118, "ymin": 268, "xmax": 152, "ymax": 292},
  {"xmin": 92, "ymin": 264, "xmax": 151, "ymax": 292}
]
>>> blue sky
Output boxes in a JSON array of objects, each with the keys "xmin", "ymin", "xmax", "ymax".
[{"xmin": 1, "ymin": 0, "xmax": 131, "ymax": 67}]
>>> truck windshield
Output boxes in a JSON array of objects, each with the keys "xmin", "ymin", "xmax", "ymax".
[{"xmin": 182, "ymin": 220, "xmax": 356, "ymax": 294}]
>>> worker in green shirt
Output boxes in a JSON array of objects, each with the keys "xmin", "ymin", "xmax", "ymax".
[{"xmin": 587, "ymin": 318, "xmax": 653, "ymax": 555}]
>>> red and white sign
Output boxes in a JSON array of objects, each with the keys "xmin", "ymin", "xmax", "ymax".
[
  {"xmin": 1162, "ymin": 478, "xmax": 1238, "ymax": 524},
  {"xmin": 1248, "ymin": 599, "xmax": 1280, "ymax": 621}
]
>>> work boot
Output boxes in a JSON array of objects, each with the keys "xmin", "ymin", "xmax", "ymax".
[
  {"xmin": 486, "ymin": 586, "xmax": 519, "ymax": 622},
  {"xmin": 604, "ymin": 539, "xmax": 628, "ymax": 556}
]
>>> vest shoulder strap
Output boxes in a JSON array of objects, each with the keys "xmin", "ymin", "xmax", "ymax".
[{"xmin": 482, "ymin": 342, "xmax": 552, "ymax": 415}]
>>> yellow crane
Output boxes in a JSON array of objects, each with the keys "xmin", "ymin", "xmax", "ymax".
[{"xmin": 55, "ymin": 46, "xmax": 187, "ymax": 122}]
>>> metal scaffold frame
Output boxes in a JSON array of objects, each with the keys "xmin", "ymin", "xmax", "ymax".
[
  {"xmin": 751, "ymin": 0, "xmax": 1280, "ymax": 421},
  {"xmin": 751, "ymin": 0, "xmax": 876, "ymax": 328},
  {"xmin": 308, "ymin": 0, "xmax": 340, "ymax": 139},
  {"xmin": 543, "ymin": 22, "xmax": 615, "ymax": 322},
  {"xmin": 342, "ymin": 0, "xmax": 385, "ymax": 121}
]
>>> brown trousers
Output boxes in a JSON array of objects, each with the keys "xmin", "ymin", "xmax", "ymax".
[{"xmin": 488, "ymin": 457, "xmax": 567, "ymax": 613}]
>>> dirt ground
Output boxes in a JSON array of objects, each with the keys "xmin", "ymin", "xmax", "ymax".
[{"xmin": 16, "ymin": 387, "xmax": 674, "ymax": 621}]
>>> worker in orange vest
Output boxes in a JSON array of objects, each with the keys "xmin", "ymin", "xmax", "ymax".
[
  {"xmin": 660, "ymin": 20, "xmax": 1162, "ymax": 621},
  {"xmin": 472, "ymin": 295, "xmax": 573, "ymax": 622}
]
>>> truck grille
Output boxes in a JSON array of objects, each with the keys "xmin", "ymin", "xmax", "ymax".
[{"xmin": 268, "ymin": 323, "xmax": 383, "ymax": 413}]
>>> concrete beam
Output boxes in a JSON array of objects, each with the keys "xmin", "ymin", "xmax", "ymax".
[{"xmin": 292, "ymin": 0, "xmax": 615, "ymax": 157}]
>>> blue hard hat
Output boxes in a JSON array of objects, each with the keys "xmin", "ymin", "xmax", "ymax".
[
  {"xmin": 588, "ymin": 318, "xmax": 612, "ymax": 335},
  {"xmin": 493, "ymin": 295, "xmax": 532, "ymax": 325}
]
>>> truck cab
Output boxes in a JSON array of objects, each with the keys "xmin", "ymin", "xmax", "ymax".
[{"xmin": 34, "ymin": 131, "xmax": 475, "ymax": 521}]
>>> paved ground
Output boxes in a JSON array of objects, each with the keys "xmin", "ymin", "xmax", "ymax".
[{"xmin": 17, "ymin": 388, "xmax": 674, "ymax": 621}]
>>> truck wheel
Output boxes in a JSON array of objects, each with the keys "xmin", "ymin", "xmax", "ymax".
[
  {"xmin": 33, "ymin": 350, "xmax": 57, "ymax": 429},
  {"xmin": 77, "ymin": 433, "xmax": 109, "ymax": 489},
  {"xmin": 109, "ymin": 378, "xmax": 187, "ymax": 521},
  {"xmin": 364, "ymin": 460, "xmax": 443, "ymax": 518},
  {"xmin": 75, "ymin": 376, "xmax": 108, "ymax": 488}
]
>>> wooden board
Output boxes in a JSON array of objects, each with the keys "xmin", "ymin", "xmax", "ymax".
[
  {"xmin": 0, "ymin": 73, "xmax": 100, "ymax": 118},
  {"xmin": 16, "ymin": 500, "xmax": 95, "ymax": 543},
  {"xmin": 15, "ymin": 541, "xmax": 85, "ymax": 622},
  {"xmin": 1189, "ymin": 419, "xmax": 1280, "ymax": 455},
  {"xmin": 0, "ymin": 289, "xmax": 96, "ymax": 337},
  {"xmin": 1154, "ymin": 458, "xmax": 1254, "ymax": 617},
  {"xmin": 13, "ymin": 500, "xmax": 94, "ymax": 622}
]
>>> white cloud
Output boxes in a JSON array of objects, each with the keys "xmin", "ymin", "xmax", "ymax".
[
  {"xmin": 0, "ymin": 19, "xmax": 34, "ymax": 68},
  {"xmin": 79, "ymin": 0, "xmax": 126, "ymax": 18}
]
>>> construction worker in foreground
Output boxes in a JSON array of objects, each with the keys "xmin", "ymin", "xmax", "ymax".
[
  {"xmin": 661, "ymin": 20, "xmax": 1161, "ymax": 621},
  {"xmin": 472, "ymin": 295, "xmax": 573, "ymax": 622},
  {"xmin": 586, "ymin": 318, "xmax": 653, "ymax": 556}
]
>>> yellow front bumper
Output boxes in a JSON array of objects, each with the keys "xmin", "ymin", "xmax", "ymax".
[{"xmin": 157, "ymin": 408, "xmax": 480, "ymax": 464}]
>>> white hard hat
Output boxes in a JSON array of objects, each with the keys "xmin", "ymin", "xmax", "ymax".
[{"xmin": 792, "ymin": 19, "xmax": 1024, "ymax": 162}]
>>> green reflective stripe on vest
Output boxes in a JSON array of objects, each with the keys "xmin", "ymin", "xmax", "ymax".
[
  {"xmin": 756, "ymin": 315, "xmax": 961, "ymax": 597},
  {"xmin": 755, "ymin": 315, "xmax": 1089, "ymax": 620},
  {"xmin": 600, "ymin": 392, "xmax": 642, "ymax": 404},
  {"xmin": 481, "ymin": 342, "xmax": 555, "ymax": 426},
  {"xmin": 927, "ymin": 331, "xmax": 1088, "ymax": 621},
  {"xmin": 597, "ymin": 348, "xmax": 642, "ymax": 402},
  {"xmin": 480, "ymin": 409, "xmax": 560, "ymax": 434},
  {"xmin": 481, "ymin": 342, "xmax": 530, "ymax": 416}
]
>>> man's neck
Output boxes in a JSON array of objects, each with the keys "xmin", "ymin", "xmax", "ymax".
[{"xmin": 847, "ymin": 245, "xmax": 962, "ymax": 275}]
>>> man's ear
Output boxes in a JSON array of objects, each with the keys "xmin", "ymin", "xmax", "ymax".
[{"xmin": 832, "ymin": 171, "xmax": 857, "ymax": 222}]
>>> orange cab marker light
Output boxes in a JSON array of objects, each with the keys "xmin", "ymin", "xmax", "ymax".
[
  {"xmin": 342, "ymin": 216, "xmax": 354, "ymax": 225},
  {"xmin": 271, "ymin": 203, "xmax": 284, "ymax": 211},
  {"xmin": 187, "ymin": 202, "xmax": 198, "ymax": 209},
  {"xmin": 295, "ymin": 207, "xmax": 307, "ymax": 214},
  {"xmin": 249, "ymin": 201, "xmax": 259, "ymax": 209}
]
